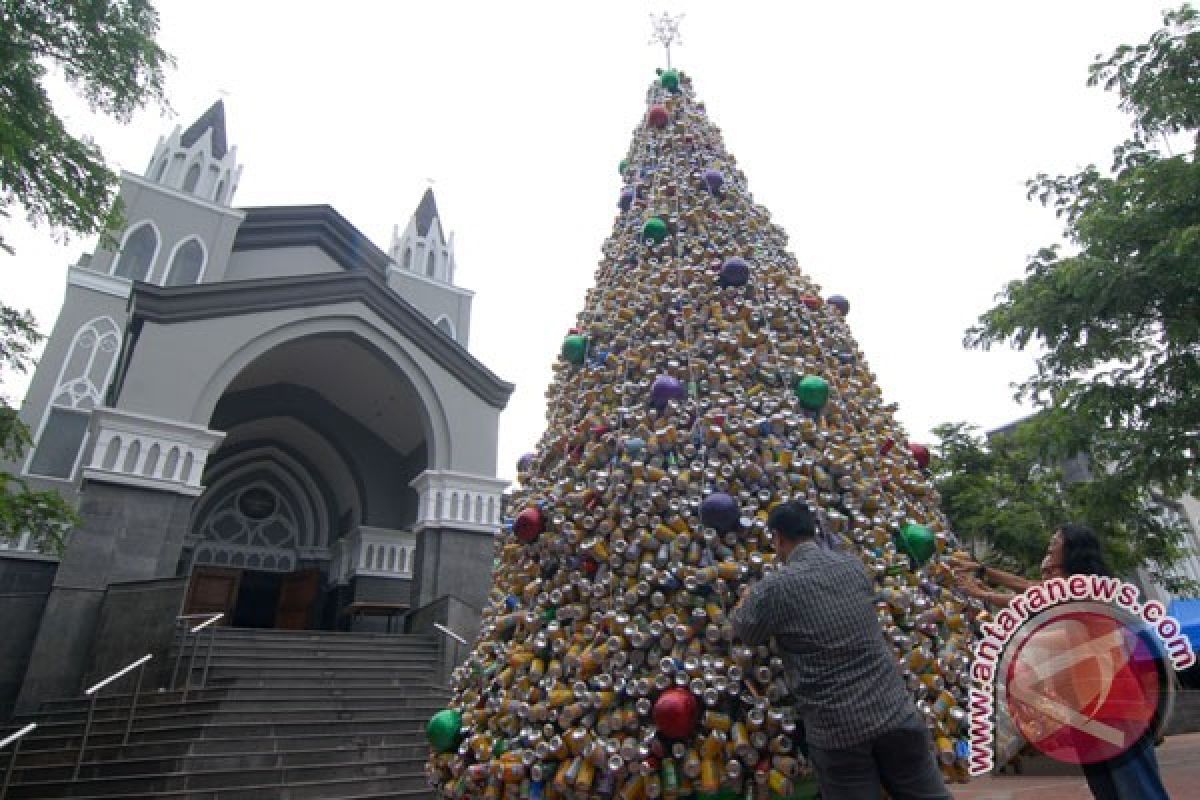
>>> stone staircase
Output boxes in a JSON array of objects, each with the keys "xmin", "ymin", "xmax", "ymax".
[{"xmin": 1, "ymin": 628, "xmax": 446, "ymax": 799}]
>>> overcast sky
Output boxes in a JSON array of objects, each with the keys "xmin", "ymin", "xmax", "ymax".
[{"xmin": 0, "ymin": 0, "xmax": 1169, "ymax": 482}]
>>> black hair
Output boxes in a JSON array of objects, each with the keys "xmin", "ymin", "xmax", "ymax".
[
  {"xmin": 1059, "ymin": 523, "xmax": 1113, "ymax": 577},
  {"xmin": 767, "ymin": 502, "xmax": 817, "ymax": 541}
]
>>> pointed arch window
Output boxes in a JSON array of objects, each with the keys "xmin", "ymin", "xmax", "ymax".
[
  {"xmin": 435, "ymin": 316, "xmax": 455, "ymax": 339},
  {"xmin": 166, "ymin": 238, "xmax": 206, "ymax": 285},
  {"xmin": 426, "ymin": 250, "xmax": 436, "ymax": 278},
  {"xmin": 27, "ymin": 318, "xmax": 121, "ymax": 479},
  {"xmin": 214, "ymin": 180, "xmax": 226, "ymax": 204},
  {"xmin": 113, "ymin": 222, "xmax": 159, "ymax": 281},
  {"xmin": 183, "ymin": 162, "xmax": 202, "ymax": 193},
  {"xmin": 403, "ymin": 247, "xmax": 412, "ymax": 269},
  {"xmin": 153, "ymin": 158, "xmax": 168, "ymax": 181}
]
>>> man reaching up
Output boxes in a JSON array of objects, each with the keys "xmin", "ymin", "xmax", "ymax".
[{"xmin": 731, "ymin": 501, "xmax": 951, "ymax": 800}]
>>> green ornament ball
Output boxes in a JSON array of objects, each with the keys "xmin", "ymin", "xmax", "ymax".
[
  {"xmin": 619, "ymin": 158, "xmax": 628, "ymax": 175},
  {"xmin": 660, "ymin": 68, "xmax": 680, "ymax": 90},
  {"xmin": 562, "ymin": 334, "xmax": 588, "ymax": 365},
  {"xmin": 898, "ymin": 523, "xmax": 936, "ymax": 566},
  {"xmin": 793, "ymin": 374, "xmax": 829, "ymax": 410},
  {"xmin": 426, "ymin": 708, "xmax": 462, "ymax": 753},
  {"xmin": 643, "ymin": 217, "xmax": 669, "ymax": 243}
]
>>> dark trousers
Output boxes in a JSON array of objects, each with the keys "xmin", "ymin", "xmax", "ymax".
[
  {"xmin": 1082, "ymin": 734, "xmax": 1170, "ymax": 799},
  {"xmin": 807, "ymin": 710, "xmax": 953, "ymax": 800}
]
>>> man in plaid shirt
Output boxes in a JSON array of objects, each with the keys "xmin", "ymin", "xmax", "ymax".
[{"xmin": 731, "ymin": 501, "xmax": 951, "ymax": 799}]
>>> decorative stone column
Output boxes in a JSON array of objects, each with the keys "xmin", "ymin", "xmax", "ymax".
[
  {"xmin": 409, "ymin": 470, "xmax": 507, "ymax": 614},
  {"xmin": 17, "ymin": 408, "xmax": 224, "ymax": 711}
]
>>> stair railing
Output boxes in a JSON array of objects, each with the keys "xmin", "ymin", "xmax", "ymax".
[
  {"xmin": 74, "ymin": 654, "xmax": 153, "ymax": 781},
  {"xmin": 433, "ymin": 622, "xmax": 467, "ymax": 678},
  {"xmin": 171, "ymin": 612, "xmax": 224, "ymax": 702},
  {"xmin": 1, "ymin": 723, "xmax": 36, "ymax": 799}
]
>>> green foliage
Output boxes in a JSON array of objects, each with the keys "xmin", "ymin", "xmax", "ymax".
[
  {"xmin": 0, "ymin": 305, "xmax": 77, "ymax": 552},
  {"xmin": 0, "ymin": 0, "xmax": 172, "ymax": 247},
  {"xmin": 932, "ymin": 415, "xmax": 1196, "ymax": 594},
  {"xmin": 966, "ymin": 5, "xmax": 1200, "ymax": 501}
]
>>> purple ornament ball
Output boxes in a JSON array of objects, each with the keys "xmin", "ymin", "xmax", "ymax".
[
  {"xmin": 517, "ymin": 452, "xmax": 535, "ymax": 473},
  {"xmin": 700, "ymin": 492, "xmax": 740, "ymax": 533},
  {"xmin": 718, "ymin": 257, "xmax": 750, "ymax": 288},
  {"xmin": 649, "ymin": 375, "xmax": 686, "ymax": 409},
  {"xmin": 827, "ymin": 295, "xmax": 850, "ymax": 316},
  {"xmin": 702, "ymin": 168, "xmax": 724, "ymax": 193},
  {"xmin": 619, "ymin": 187, "xmax": 635, "ymax": 211}
]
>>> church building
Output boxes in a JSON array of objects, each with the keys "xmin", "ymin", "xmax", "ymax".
[{"xmin": 0, "ymin": 101, "xmax": 511, "ymax": 715}]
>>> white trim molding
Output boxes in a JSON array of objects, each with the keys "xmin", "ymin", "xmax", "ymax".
[
  {"xmin": 122, "ymin": 172, "xmax": 248, "ymax": 220},
  {"xmin": 385, "ymin": 264, "xmax": 475, "ymax": 298},
  {"xmin": 411, "ymin": 469, "xmax": 508, "ymax": 533},
  {"xmin": 82, "ymin": 407, "xmax": 225, "ymax": 496},
  {"xmin": 67, "ymin": 266, "xmax": 133, "ymax": 299}
]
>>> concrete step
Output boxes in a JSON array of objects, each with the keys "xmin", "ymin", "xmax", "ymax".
[
  {"xmin": 5, "ymin": 785, "xmax": 433, "ymax": 800},
  {"xmin": 203, "ymin": 629, "xmax": 435, "ymax": 646},
  {"xmin": 9, "ymin": 747, "xmax": 428, "ymax": 785},
  {"xmin": 17, "ymin": 710, "xmax": 441, "ymax": 748},
  {"xmin": 13, "ymin": 732, "xmax": 429, "ymax": 767},
  {"xmin": 171, "ymin": 644, "xmax": 439, "ymax": 661},
  {"xmin": 3, "ymin": 766, "xmax": 431, "ymax": 799},
  {"xmin": 36, "ymin": 690, "xmax": 448, "ymax": 719},
  {"xmin": 19, "ymin": 715, "xmax": 431, "ymax": 752},
  {"xmin": 16, "ymin": 697, "xmax": 446, "ymax": 728},
  {"xmin": 199, "ymin": 657, "xmax": 437, "ymax": 673}
]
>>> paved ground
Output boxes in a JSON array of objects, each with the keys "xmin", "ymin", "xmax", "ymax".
[{"xmin": 953, "ymin": 732, "xmax": 1200, "ymax": 798}]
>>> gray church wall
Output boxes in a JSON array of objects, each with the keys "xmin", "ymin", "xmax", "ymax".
[
  {"xmin": 83, "ymin": 174, "xmax": 243, "ymax": 283},
  {"xmin": 17, "ymin": 483, "xmax": 195, "ymax": 711},
  {"xmin": 117, "ymin": 303, "xmax": 502, "ymax": 476},
  {"xmin": 410, "ymin": 526, "xmax": 495, "ymax": 612},
  {"xmin": 0, "ymin": 558, "xmax": 57, "ymax": 719},
  {"xmin": 223, "ymin": 246, "xmax": 343, "ymax": 282},
  {"xmin": 83, "ymin": 577, "xmax": 186, "ymax": 693},
  {"xmin": 387, "ymin": 269, "xmax": 474, "ymax": 345},
  {"xmin": 13, "ymin": 281, "xmax": 130, "ymax": 505},
  {"xmin": 405, "ymin": 593, "xmax": 481, "ymax": 684}
]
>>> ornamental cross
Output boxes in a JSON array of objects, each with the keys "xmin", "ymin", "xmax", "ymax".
[{"xmin": 649, "ymin": 12, "xmax": 684, "ymax": 69}]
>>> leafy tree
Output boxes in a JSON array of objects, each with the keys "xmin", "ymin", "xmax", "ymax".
[
  {"xmin": 1, "ymin": 0, "xmax": 173, "ymax": 249},
  {"xmin": 931, "ymin": 415, "xmax": 1195, "ymax": 594},
  {"xmin": 966, "ymin": 5, "xmax": 1200, "ymax": 502},
  {"xmin": 0, "ymin": 0, "xmax": 172, "ymax": 548},
  {"xmin": 0, "ymin": 307, "xmax": 76, "ymax": 550}
]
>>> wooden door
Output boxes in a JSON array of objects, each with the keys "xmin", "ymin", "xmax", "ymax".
[
  {"xmin": 275, "ymin": 568, "xmax": 320, "ymax": 630},
  {"xmin": 183, "ymin": 567, "xmax": 241, "ymax": 619}
]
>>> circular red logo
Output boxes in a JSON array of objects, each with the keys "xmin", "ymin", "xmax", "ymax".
[{"xmin": 1004, "ymin": 606, "xmax": 1163, "ymax": 765}]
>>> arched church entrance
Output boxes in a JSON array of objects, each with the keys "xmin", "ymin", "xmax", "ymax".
[{"xmin": 180, "ymin": 332, "xmax": 433, "ymax": 630}]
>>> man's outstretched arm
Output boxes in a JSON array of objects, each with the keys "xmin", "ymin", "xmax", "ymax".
[{"xmin": 730, "ymin": 579, "xmax": 772, "ymax": 645}]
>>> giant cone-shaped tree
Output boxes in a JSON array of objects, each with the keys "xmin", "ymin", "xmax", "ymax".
[{"xmin": 428, "ymin": 70, "xmax": 977, "ymax": 799}]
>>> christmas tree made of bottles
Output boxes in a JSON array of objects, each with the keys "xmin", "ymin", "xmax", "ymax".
[{"xmin": 427, "ymin": 68, "xmax": 979, "ymax": 799}]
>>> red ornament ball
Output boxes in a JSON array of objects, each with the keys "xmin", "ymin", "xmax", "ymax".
[
  {"xmin": 514, "ymin": 507, "xmax": 544, "ymax": 543},
  {"xmin": 653, "ymin": 687, "xmax": 699, "ymax": 739},
  {"xmin": 647, "ymin": 104, "xmax": 669, "ymax": 129},
  {"xmin": 801, "ymin": 294, "xmax": 823, "ymax": 310},
  {"xmin": 909, "ymin": 443, "xmax": 931, "ymax": 470}
]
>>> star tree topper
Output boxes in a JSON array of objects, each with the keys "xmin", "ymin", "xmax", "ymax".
[{"xmin": 649, "ymin": 11, "xmax": 684, "ymax": 69}]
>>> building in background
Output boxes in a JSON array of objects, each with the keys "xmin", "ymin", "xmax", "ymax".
[{"xmin": 0, "ymin": 101, "xmax": 512, "ymax": 715}]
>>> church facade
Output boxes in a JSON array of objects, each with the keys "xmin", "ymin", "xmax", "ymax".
[{"xmin": 0, "ymin": 102, "xmax": 511, "ymax": 715}]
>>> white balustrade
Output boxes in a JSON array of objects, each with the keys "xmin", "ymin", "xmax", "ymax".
[
  {"xmin": 411, "ymin": 470, "xmax": 508, "ymax": 533},
  {"xmin": 0, "ymin": 531, "xmax": 58, "ymax": 561},
  {"xmin": 329, "ymin": 526, "xmax": 416, "ymax": 584},
  {"xmin": 83, "ymin": 407, "xmax": 225, "ymax": 496}
]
